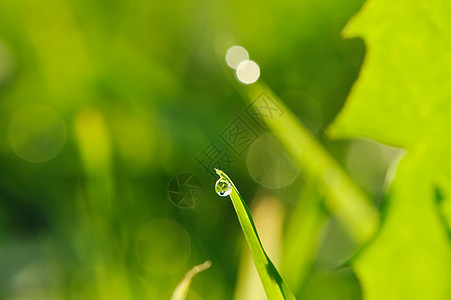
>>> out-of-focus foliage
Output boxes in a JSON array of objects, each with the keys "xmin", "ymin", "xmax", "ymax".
[
  {"xmin": 329, "ymin": 0, "xmax": 451, "ymax": 299},
  {"xmin": 0, "ymin": 0, "xmax": 446, "ymax": 299},
  {"xmin": 242, "ymin": 83, "xmax": 378, "ymax": 241}
]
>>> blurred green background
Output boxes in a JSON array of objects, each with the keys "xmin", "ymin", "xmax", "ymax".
[{"xmin": 0, "ymin": 0, "xmax": 408, "ymax": 299}]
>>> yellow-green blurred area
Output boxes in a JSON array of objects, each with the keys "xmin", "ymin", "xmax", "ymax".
[{"xmin": 1, "ymin": 0, "xmax": 443, "ymax": 299}]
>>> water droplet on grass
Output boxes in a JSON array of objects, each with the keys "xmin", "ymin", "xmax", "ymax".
[{"xmin": 215, "ymin": 178, "xmax": 232, "ymax": 197}]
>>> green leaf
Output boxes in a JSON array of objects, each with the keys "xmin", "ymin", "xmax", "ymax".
[
  {"xmin": 329, "ymin": 0, "xmax": 451, "ymax": 298},
  {"xmin": 215, "ymin": 169, "xmax": 296, "ymax": 300},
  {"xmin": 329, "ymin": 1, "xmax": 451, "ymax": 148}
]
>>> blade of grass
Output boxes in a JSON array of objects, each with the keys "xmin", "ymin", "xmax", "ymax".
[
  {"xmin": 243, "ymin": 83, "xmax": 378, "ymax": 242},
  {"xmin": 234, "ymin": 195, "xmax": 285, "ymax": 300},
  {"xmin": 215, "ymin": 169, "xmax": 296, "ymax": 300},
  {"xmin": 282, "ymin": 179, "xmax": 326, "ymax": 293},
  {"xmin": 171, "ymin": 260, "xmax": 212, "ymax": 300}
]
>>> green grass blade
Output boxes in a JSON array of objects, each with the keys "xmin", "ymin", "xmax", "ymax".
[
  {"xmin": 171, "ymin": 260, "xmax": 212, "ymax": 300},
  {"xmin": 215, "ymin": 169, "xmax": 296, "ymax": 300},
  {"xmin": 282, "ymin": 179, "xmax": 326, "ymax": 293},
  {"xmin": 243, "ymin": 83, "xmax": 379, "ymax": 242}
]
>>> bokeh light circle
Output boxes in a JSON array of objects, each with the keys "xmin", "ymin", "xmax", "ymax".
[
  {"xmin": 8, "ymin": 105, "xmax": 66, "ymax": 163},
  {"xmin": 236, "ymin": 60, "xmax": 260, "ymax": 84},
  {"xmin": 225, "ymin": 45, "xmax": 249, "ymax": 69},
  {"xmin": 246, "ymin": 133, "xmax": 301, "ymax": 189},
  {"xmin": 135, "ymin": 218, "xmax": 190, "ymax": 275}
]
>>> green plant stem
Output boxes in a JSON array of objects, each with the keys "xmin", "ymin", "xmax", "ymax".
[{"xmin": 246, "ymin": 83, "xmax": 378, "ymax": 242}]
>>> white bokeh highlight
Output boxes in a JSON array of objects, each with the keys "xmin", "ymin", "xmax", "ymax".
[
  {"xmin": 236, "ymin": 60, "xmax": 260, "ymax": 84},
  {"xmin": 225, "ymin": 45, "xmax": 261, "ymax": 84},
  {"xmin": 225, "ymin": 45, "xmax": 249, "ymax": 69}
]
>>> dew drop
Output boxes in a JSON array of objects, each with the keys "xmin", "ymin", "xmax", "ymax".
[{"xmin": 215, "ymin": 178, "xmax": 232, "ymax": 197}]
